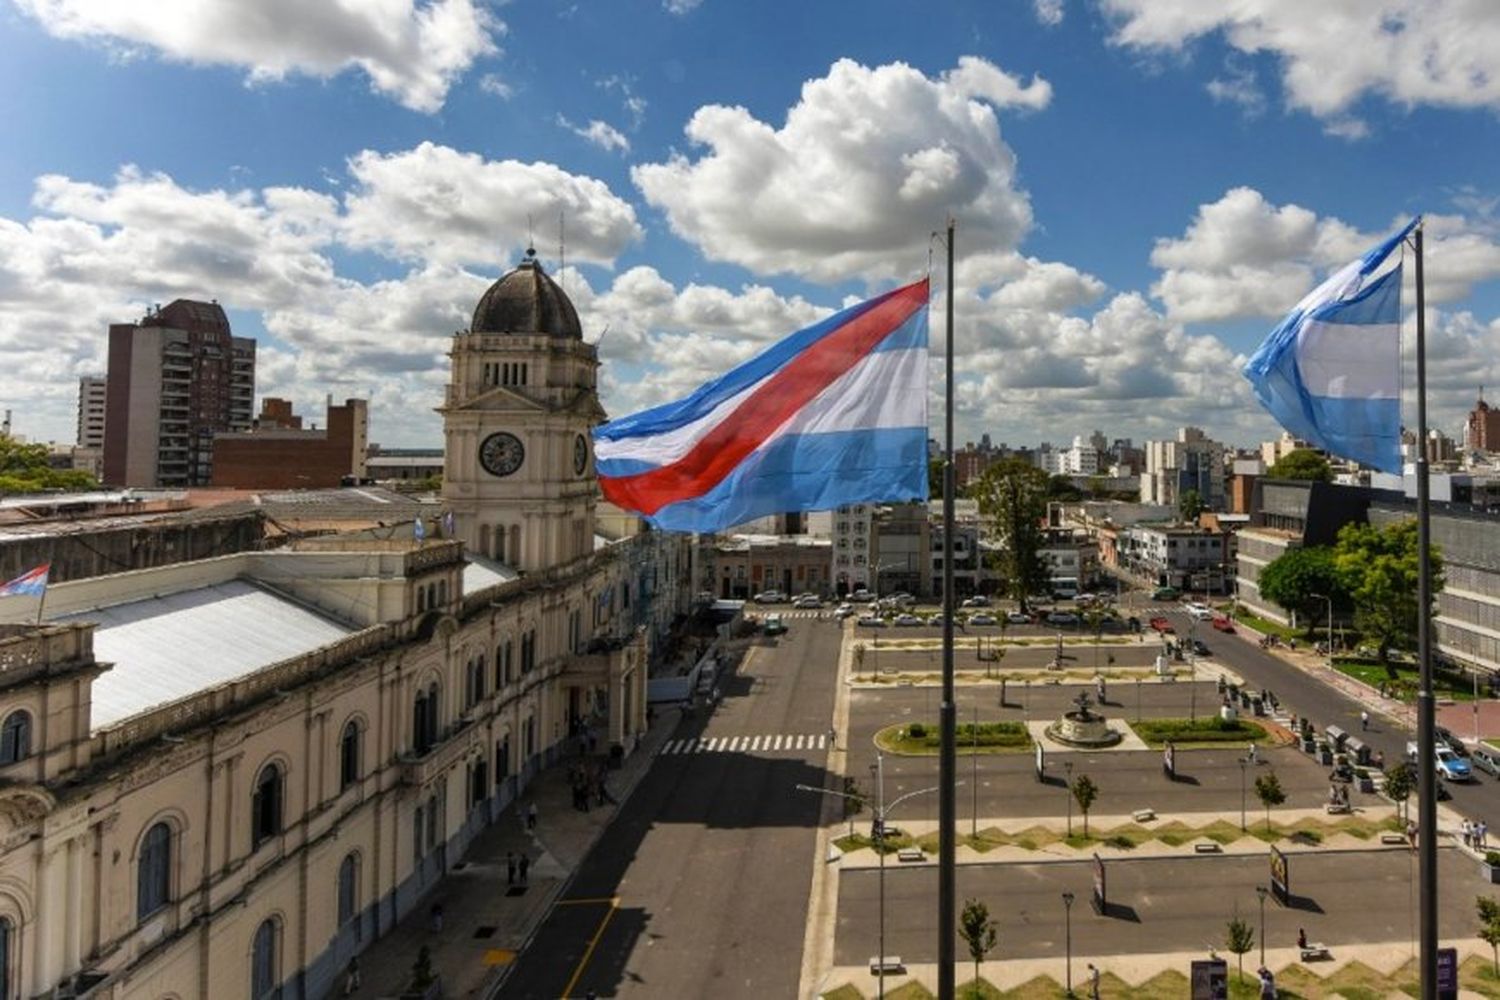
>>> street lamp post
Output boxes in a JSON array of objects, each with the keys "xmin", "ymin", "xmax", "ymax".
[
  {"xmin": 1256, "ymin": 885, "xmax": 1268, "ymax": 968},
  {"xmin": 795, "ymin": 755, "xmax": 952, "ymax": 1000},
  {"xmin": 1239, "ymin": 757, "xmax": 1248, "ymax": 831},
  {"xmin": 972, "ymin": 703, "xmax": 979, "ymax": 838},
  {"xmin": 1062, "ymin": 891, "xmax": 1076, "ymax": 997},
  {"xmin": 1310, "ymin": 592, "xmax": 1334, "ymax": 665}
]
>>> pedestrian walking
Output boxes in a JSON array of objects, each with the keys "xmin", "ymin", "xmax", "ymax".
[
  {"xmin": 429, "ymin": 903, "xmax": 444, "ymax": 933},
  {"xmin": 343, "ymin": 956, "xmax": 361, "ymax": 996},
  {"xmin": 1258, "ymin": 966, "xmax": 1277, "ymax": 998},
  {"xmin": 527, "ymin": 801, "xmax": 538, "ymax": 830},
  {"xmin": 1481, "ymin": 820, "xmax": 1490, "ymax": 848},
  {"xmin": 827, "ymin": 725, "xmax": 837, "ymax": 750},
  {"xmin": 518, "ymin": 852, "xmax": 530, "ymax": 884},
  {"xmin": 1360, "ymin": 710, "xmax": 1369, "ymax": 731},
  {"xmin": 1463, "ymin": 820, "xmax": 1473, "ymax": 848},
  {"xmin": 1248, "ymin": 742, "xmax": 1258, "ymax": 765},
  {"xmin": 1088, "ymin": 962, "xmax": 1101, "ymax": 999}
]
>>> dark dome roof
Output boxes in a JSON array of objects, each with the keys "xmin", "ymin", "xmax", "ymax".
[{"xmin": 471, "ymin": 252, "xmax": 582, "ymax": 339}]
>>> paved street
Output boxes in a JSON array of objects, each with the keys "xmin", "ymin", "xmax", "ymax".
[
  {"xmin": 498, "ymin": 618, "xmax": 843, "ymax": 999},
  {"xmin": 835, "ymin": 850, "xmax": 1471, "ymax": 963}
]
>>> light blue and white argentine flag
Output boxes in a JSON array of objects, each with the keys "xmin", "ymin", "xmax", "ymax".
[{"xmin": 1242, "ymin": 218, "xmax": 1417, "ymax": 475}]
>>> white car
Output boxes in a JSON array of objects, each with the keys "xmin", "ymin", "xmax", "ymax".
[
  {"xmin": 1006, "ymin": 611, "xmax": 1032, "ymax": 624},
  {"xmin": 754, "ymin": 590, "xmax": 785, "ymax": 604},
  {"xmin": 961, "ymin": 596, "xmax": 991, "ymax": 608},
  {"xmin": 969, "ymin": 613, "xmax": 998, "ymax": 626},
  {"xmin": 893, "ymin": 613, "xmax": 925, "ymax": 627},
  {"xmin": 834, "ymin": 603, "xmax": 855, "ymax": 619},
  {"xmin": 1047, "ymin": 611, "xmax": 1080, "ymax": 625},
  {"xmin": 856, "ymin": 615, "xmax": 886, "ymax": 628},
  {"xmin": 792, "ymin": 595, "xmax": 824, "ymax": 609},
  {"xmin": 850, "ymin": 589, "xmax": 873, "ymax": 601},
  {"xmin": 1184, "ymin": 602, "xmax": 1214, "ymax": 620}
]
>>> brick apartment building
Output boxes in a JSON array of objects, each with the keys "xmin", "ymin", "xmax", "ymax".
[{"xmin": 211, "ymin": 397, "xmax": 369, "ymax": 489}]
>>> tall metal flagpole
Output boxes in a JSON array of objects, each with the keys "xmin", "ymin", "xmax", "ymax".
[
  {"xmin": 1413, "ymin": 221, "xmax": 1438, "ymax": 999},
  {"xmin": 938, "ymin": 218, "xmax": 957, "ymax": 999}
]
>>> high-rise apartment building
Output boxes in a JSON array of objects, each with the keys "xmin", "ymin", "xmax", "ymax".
[
  {"xmin": 102, "ymin": 299, "xmax": 255, "ymax": 487},
  {"xmin": 75, "ymin": 375, "xmax": 106, "ymax": 449},
  {"xmin": 1141, "ymin": 426, "xmax": 1227, "ymax": 510}
]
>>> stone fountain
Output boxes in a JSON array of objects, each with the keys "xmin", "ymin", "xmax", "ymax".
[{"xmin": 1045, "ymin": 691, "xmax": 1122, "ymax": 748}]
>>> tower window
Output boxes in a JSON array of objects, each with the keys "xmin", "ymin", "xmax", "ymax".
[{"xmin": 0, "ymin": 711, "xmax": 31, "ymax": 765}]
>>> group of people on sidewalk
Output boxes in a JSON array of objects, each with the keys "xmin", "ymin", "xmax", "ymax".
[
  {"xmin": 570, "ymin": 759, "xmax": 616, "ymax": 812},
  {"xmin": 1463, "ymin": 818, "xmax": 1490, "ymax": 849}
]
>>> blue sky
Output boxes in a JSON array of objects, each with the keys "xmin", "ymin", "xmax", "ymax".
[{"xmin": 2, "ymin": 0, "xmax": 1498, "ymax": 453}]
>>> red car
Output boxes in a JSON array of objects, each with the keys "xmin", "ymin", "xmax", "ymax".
[
  {"xmin": 1211, "ymin": 615, "xmax": 1236, "ymax": 633},
  {"xmin": 1149, "ymin": 616, "xmax": 1174, "ymax": 634}
]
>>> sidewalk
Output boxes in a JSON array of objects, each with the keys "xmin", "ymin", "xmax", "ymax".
[
  {"xmin": 342, "ymin": 710, "xmax": 678, "ymax": 1000},
  {"xmin": 1227, "ymin": 621, "xmax": 1416, "ymax": 730}
]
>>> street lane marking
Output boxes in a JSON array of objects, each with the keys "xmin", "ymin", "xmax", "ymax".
[
  {"xmin": 559, "ymin": 896, "xmax": 619, "ymax": 999},
  {"xmin": 772, "ymin": 735, "xmax": 784, "ymax": 750},
  {"xmin": 656, "ymin": 733, "xmax": 830, "ymax": 755}
]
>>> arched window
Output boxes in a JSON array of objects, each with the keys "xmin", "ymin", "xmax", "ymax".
[
  {"xmin": 251, "ymin": 919, "xmax": 279, "ymax": 1000},
  {"xmin": 0, "ymin": 711, "xmax": 31, "ymax": 765},
  {"xmin": 425, "ymin": 793, "xmax": 438, "ymax": 851},
  {"xmin": 340, "ymin": 721, "xmax": 361, "ymax": 790},
  {"xmin": 251, "ymin": 763, "xmax": 283, "ymax": 849},
  {"xmin": 0, "ymin": 918, "xmax": 11, "ymax": 1000},
  {"xmin": 337, "ymin": 853, "xmax": 359, "ymax": 931},
  {"xmin": 137, "ymin": 821, "xmax": 172, "ymax": 919}
]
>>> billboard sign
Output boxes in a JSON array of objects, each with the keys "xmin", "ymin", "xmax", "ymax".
[{"xmin": 1270, "ymin": 845, "xmax": 1289, "ymax": 905}]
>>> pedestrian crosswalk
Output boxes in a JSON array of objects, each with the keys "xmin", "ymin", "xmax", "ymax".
[{"xmin": 659, "ymin": 733, "xmax": 829, "ymax": 755}]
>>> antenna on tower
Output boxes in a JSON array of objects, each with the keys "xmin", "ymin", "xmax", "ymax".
[{"xmin": 526, "ymin": 213, "xmax": 534, "ymax": 258}]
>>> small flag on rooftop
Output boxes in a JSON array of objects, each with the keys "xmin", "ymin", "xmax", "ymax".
[
  {"xmin": 0, "ymin": 564, "xmax": 49, "ymax": 598},
  {"xmin": 593, "ymin": 278, "xmax": 931, "ymax": 533},
  {"xmin": 1242, "ymin": 218, "xmax": 1417, "ymax": 474}
]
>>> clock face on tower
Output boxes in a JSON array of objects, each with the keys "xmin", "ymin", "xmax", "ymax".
[
  {"xmin": 479, "ymin": 432, "xmax": 525, "ymax": 477},
  {"xmin": 573, "ymin": 434, "xmax": 588, "ymax": 475}
]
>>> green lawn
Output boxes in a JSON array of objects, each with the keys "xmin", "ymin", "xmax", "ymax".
[
  {"xmin": 1132, "ymin": 716, "xmax": 1272, "ymax": 748},
  {"xmin": 876, "ymin": 721, "xmax": 1033, "ymax": 755},
  {"xmin": 1334, "ymin": 657, "xmax": 1481, "ymax": 702},
  {"xmin": 1226, "ymin": 609, "xmax": 1302, "ymax": 641}
]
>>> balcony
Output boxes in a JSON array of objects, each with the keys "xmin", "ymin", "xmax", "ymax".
[{"xmin": 400, "ymin": 718, "xmax": 483, "ymax": 787}]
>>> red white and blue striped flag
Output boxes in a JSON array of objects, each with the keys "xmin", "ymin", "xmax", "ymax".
[
  {"xmin": 594, "ymin": 279, "xmax": 930, "ymax": 533},
  {"xmin": 0, "ymin": 564, "xmax": 49, "ymax": 598}
]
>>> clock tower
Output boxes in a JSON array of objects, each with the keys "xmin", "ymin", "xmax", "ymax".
[{"xmin": 440, "ymin": 249, "xmax": 604, "ymax": 572}]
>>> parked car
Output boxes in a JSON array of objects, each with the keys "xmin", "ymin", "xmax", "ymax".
[
  {"xmin": 893, "ymin": 613, "xmax": 925, "ymax": 627},
  {"xmin": 969, "ymin": 613, "xmax": 998, "ymax": 626},
  {"xmin": 1073, "ymin": 593, "xmax": 1096, "ymax": 604},
  {"xmin": 1436, "ymin": 726, "xmax": 1470, "ymax": 756},
  {"xmin": 792, "ymin": 595, "xmax": 824, "ymax": 609},
  {"xmin": 1192, "ymin": 639, "xmax": 1210, "ymax": 656},
  {"xmin": 754, "ymin": 590, "xmax": 785, "ymax": 604},
  {"xmin": 834, "ymin": 603, "xmax": 856, "ymax": 619},
  {"xmin": 1436, "ymin": 747, "xmax": 1473, "ymax": 782},
  {"xmin": 1152, "ymin": 586, "xmax": 1180, "ymax": 600},
  {"xmin": 1471, "ymin": 744, "xmax": 1500, "ymax": 777},
  {"xmin": 763, "ymin": 613, "xmax": 787, "ymax": 635},
  {"xmin": 1047, "ymin": 611, "xmax": 1080, "ymax": 625},
  {"xmin": 1184, "ymin": 602, "xmax": 1214, "ymax": 620},
  {"xmin": 961, "ymin": 595, "xmax": 991, "ymax": 608},
  {"xmin": 1149, "ymin": 616, "xmax": 1173, "ymax": 633},
  {"xmin": 856, "ymin": 615, "xmax": 886, "ymax": 628},
  {"xmin": 850, "ymin": 588, "xmax": 873, "ymax": 601},
  {"xmin": 1211, "ymin": 615, "xmax": 1236, "ymax": 633},
  {"xmin": 1006, "ymin": 611, "xmax": 1032, "ymax": 625}
]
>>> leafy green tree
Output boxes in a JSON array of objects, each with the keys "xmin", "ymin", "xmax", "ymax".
[
  {"xmin": 1071, "ymin": 773, "xmax": 1099, "ymax": 836},
  {"xmin": 973, "ymin": 458, "xmax": 1051, "ymax": 613},
  {"xmin": 852, "ymin": 642, "xmax": 867, "ymax": 679},
  {"xmin": 1384, "ymin": 761, "xmax": 1415, "ymax": 821},
  {"xmin": 1178, "ymin": 488, "xmax": 1205, "ymax": 523},
  {"xmin": 1047, "ymin": 474, "xmax": 1084, "ymax": 500},
  {"xmin": 1267, "ymin": 448, "xmax": 1333, "ymax": 482},
  {"xmin": 0, "ymin": 433, "xmax": 99, "ymax": 495},
  {"xmin": 1334, "ymin": 520, "xmax": 1444, "ymax": 668},
  {"xmin": 1257, "ymin": 546, "xmax": 1346, "ymax": 631},
  {"xmin": 958, "ymin": 898, "xmax": 999, "ymax": 998},
  {"xmin": 1225, "ymin": 914, "xmax": 1255, "ymax": 982},
  {"xmin": 1254, "ymin": 770, "xmax": 1286, "ymax": 831},
  {"xmin": 1479, "ymin": 896, "xmax": 1500, "ymax": 975}
]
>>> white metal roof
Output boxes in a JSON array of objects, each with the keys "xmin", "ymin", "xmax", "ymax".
[
  {"xmin": 59, "ymin": 579, "xmax": 355, "ymax": 732},
  {"xmin": 462, "ymin": 553, "xmax": 520, "ymax": 595}
]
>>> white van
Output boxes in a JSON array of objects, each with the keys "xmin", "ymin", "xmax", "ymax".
[{"xmin": 1185, "ymin": 602, "xmax": 1214, "ymax": 620}]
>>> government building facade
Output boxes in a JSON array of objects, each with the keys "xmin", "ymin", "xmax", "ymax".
[{"xmin": 0, "ymin": 256, "xmax": 690, "ymax": 999}]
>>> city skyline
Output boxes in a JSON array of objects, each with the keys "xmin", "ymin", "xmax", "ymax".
[{"xmin": 1, "ymin": 1, "xmax": 1498, "ymax": 454}]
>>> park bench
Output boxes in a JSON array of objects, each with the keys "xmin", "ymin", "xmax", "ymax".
[
  {"xmin": 1132, "ymin": 808, "xmax": 1156, "ymax": 822},
  {"xmin": 896, "ymin": 848, "xmax": 925, "ymax": 863},
  {"xmin": 1193, "ymin": 842, "xmax": 1222, "ymax": 854},
  {"xmin": 870, "ymin": 956, "xmax": 905, "ymax": 975},
  {"xmin": 1325, "ymin": 801, "xmax": 1352, "ymax": 815},
  {"xmin": 1300, "ymin": 943, "xmax": 1332, "ymax": 961},
  {"xmin": 1381, "ymin": 833, "xmax": 1408, "ymax": 845}
]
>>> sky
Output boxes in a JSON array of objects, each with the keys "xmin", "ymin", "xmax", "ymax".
[{"xmin": 2, "ymin": 0, "xmax": 1499, "ymax": 455}]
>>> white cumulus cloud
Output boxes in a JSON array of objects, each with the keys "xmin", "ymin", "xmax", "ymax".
[
  {"xmin": 632, "ymin": 56, "xmax": 1049, "ymax": 283},
  {"xmin": 557, "ymin": 116, "xmax": 631, "ymax": 154},
  {"xmin": 14, "ymin": 0, "xmax": 501, "ymax": 112},
  {"xmin": 1103, "ymin": 0, "xmax": 1500, "ymax": 120}
]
